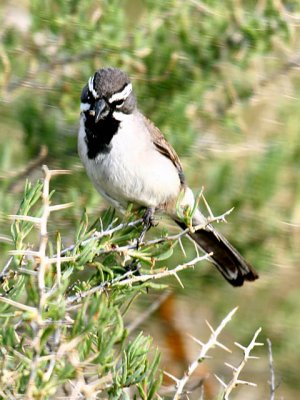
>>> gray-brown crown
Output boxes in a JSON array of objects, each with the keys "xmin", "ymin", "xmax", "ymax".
[{"xmin": 93, "ymin": 67, "xmax": 131, "ymax": 100}]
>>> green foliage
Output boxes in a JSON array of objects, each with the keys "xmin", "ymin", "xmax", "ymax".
[
  {"xmin": 110, "ymin": 333, "xmax": 161, "ymax": 400},
  {"xmin": 1, "ymin": 0, "xmax": 300, "ymax": 398},
  {"xmin": 0, "ymin": 174, "xmax": 170, "ymax": 398},
  {"xmin": 11, "ymin": 180, "xmax": 43, "ymax": 251}
]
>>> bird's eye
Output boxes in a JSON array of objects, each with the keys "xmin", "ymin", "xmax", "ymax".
[{"xmin": 114, "ymin": 99, "xmax": 124, "ymax": 108}]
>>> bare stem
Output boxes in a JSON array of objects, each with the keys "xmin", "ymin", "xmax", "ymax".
[
  {"xmin": 66, "ymin": 254, "xmax": 211, "ymax": 307},
  {"xmin": 267, "ymin": 338, "xmax": 276, "ymax": 400},
  {"xmin": 219, "ymin": 327, "xmax": 263, "ymax": 400},
  {"xmin": 25, "ymin": 166, "xmax": 70, "ymax": 399},
  {"xmin": 172, "ymin": 307, "xmax": 238, "ymax": 400}
]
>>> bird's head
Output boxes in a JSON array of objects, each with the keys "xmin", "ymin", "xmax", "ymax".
[{"xmin": 80, "ymin": 67, "xmax": 136, "ymax": 123}]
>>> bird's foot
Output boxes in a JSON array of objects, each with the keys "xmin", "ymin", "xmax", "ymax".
[
  {"xmin": 124, "ymin": 259, "xmax": 142, "ymax": 276},
  {"xmin": 136, "ymin": 207, "xmax": 156, "ymax": 248}
]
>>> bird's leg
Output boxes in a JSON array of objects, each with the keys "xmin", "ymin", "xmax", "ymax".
[
  {"xmin": 124, "ymin": 259, "xmax": 142, "ymax": 276},
  {"xmin": 136, "ymin": 207, "xmax": 156, "ymax": 248}
]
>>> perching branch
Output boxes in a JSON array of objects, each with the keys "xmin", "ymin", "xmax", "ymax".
[{"xmin": 66, "ymin": 254, "xmax": 211, "ymax": 307}]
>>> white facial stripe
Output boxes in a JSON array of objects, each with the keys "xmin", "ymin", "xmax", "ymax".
[
  {"xmin": 88, "ymin": 76, "xmax": 99, "ymax": 99},
  {"xmin": 80, "ymin": 102, "xmax": 91, "ymax": 112},
  {"xmin": 112, "ymin": 110, "xmax": 130, "ymax": 121},
  {"xmin": 109, "ymin": 83, "xmax": 132, "ymax": 103}
]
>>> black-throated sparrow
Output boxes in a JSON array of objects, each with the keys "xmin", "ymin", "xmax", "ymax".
[{"xmin": 78, "ymin": 67, "xmax": 258, "ymax": 286}]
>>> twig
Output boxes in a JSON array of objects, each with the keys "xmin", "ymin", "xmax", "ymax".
[
  {"xmin": 172, "ymin": 307, "xmax": 238, "ymax": 400},
  {"xmin": 43, "ymin": 235, "xmax": 63, "ymax": 382},
  {"xmin": 66, "ymin": 268, "xmax": 140, "ymax": 307},
  {"xmin": 66, "ymin": 254, "xmax": 211, "ymax": 307},
  {"xmin": 218, "ymin": 327, "xmax": 263, "ymax": 400},
  {"xmin": 0, "ymin": 296, "xmax": 37, "ymax": 313},
  {"xmin": 2, "ymin": 206, "xmax": 231, "ymax": 292},
  {"xmin": 267, "ymin": 338, "xmax": 276, "ymax": 400},
  {"xmin": 94, "ymin": 207, "xmax": 234, "ymax": 256},
  {"xmin": 25, "ymin": 166, "xmax": 71, "ymax": 399},
  {"xmin": 0, "ymin": 256, "xmax": 13, "ymax": 281},
  {"xmin": 57, "ymin": 218, "xmax": 143, "ymax": 257},
  {"xmin": 115, "ymin": 255, "xmax": 210, "ymax": 287}
]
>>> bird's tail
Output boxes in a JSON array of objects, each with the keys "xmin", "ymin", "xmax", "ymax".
[{"xmin": 175, "ymin": 217, "xmax": 259, "ymax": 287}]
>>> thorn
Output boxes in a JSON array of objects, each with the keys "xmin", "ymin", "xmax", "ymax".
[
  {"xmin": 205, "ymin": 319, "xmax": 215, "ymax": 333},
  {"xmin": 194, "ymin": 240, "xmax": 200, "ymax": 257},
  {"xmin": 47, "ymin": 168, "xmax": 71, "ymax": 176},
  {"xmin": 199, "ymin": 355, "xmax": 213, "ymax": 360},
  {"xmin": 173, "ymin": 271, "xmax": 184, "ymax": 288},
  {"xmin": 178, "ymin": 237, "xmax": 186, "ymax": 257},
  {"xmin": 234, "ymin": 342, "xmax": 246, "ymax": 351},
  {"xmin": 163, "ymin": 371, "xmax": 179, "ymax": 384},
  {"xmin": 201, "ymin": 193, "xmax": 214, "ymax": 219},
  {"xmin": 48, "ymin": 256, "xmax": 77, "ymax": 264},
  {"xmin": 216, "ymin": 340, "xmax": 232, "ymax": 353},
  {"xmin": 221, "ymin": 207, "xmax": 234, "ymax": 223},
  {"xmin": 228, "ymin": 306, "xmax": 239, "ymax": 317},
  {"xmin": 49, "ymin": 202, "xmax": 74, "ymax": 212},
  {"xmin": 8, "ymin": 215, "xmax": 41, "ymax": 224},
  {"xmin": 248, "ymin": 356, "xmax": 260, "ymax": 360},
  {"xmin": 9, "ymin": 249, "xmax": 41, "ymax": 258},
  {"xmin": 214, "ymin": 374, "xmax": 227, "ymax": 388},
  {"xmin": 236, "ymin": 379, "xmax": 257, "ymax": 387},
  {"xmin": 224, "ymin": 362, "xmax": 237, "ymax": 371},
  {"xmin": 187, "ymin": 334, "xmax": 204, "ymax": 347}
]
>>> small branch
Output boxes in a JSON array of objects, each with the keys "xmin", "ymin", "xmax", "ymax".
[
  {"xmin": 66, "ymin": 268, "xmax": 141, "ymax": 307},
  {"xmin": 267, "ymin": 338, "xmax": 276, "ymax": 400},
  {"xmin": 8, "ymin": 215, "xmax": 42, "ymax": 224},
  {"xmin": 0, "ymin": 256, "xmax": 13, "ymax": 281},
  {"xmin": 94, "ymin": 207, "xmax": 234, "ymax": 256},
  {"xmin": 57, "ymin": 218, "xmax": 143, "ymax": 257},
  {"xmin": 220, "ymin": 327, "xmax": 263, "ymax": 400},
  {"xmin": 57, "ymin": 206, "xmax": 232, "ymax": 261},
  {"xmin": 25, "ymin": 166, "xmax": 70, "ymax": 399},
  {"xmin": 116, "ymin": 254, "xmax": 210, "ymax": 286},
  {"xmin": 66, "ymin": 254, "xmax": 211, "ymax": 307},
  {"xmin": 172, "ymin": 307, "xmax": 238, "ymax": 400},
  {"xmin": 0, "ymin": 296, "xmax": 37, "ymax": 314}
]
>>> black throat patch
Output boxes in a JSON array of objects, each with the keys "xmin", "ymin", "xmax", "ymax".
[{"xmin": 84, "ymin": 113, "xmax": 120, "ymax": 159}]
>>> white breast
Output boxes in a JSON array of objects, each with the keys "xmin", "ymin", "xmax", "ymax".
[{"xmin": 78, "ymin": 111, "xmax": 181, "ymax": 210}]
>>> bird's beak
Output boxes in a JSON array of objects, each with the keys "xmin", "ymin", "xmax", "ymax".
[{"xmin": 94, "ymin": 99, "xmax": 109, "ymax": 123}]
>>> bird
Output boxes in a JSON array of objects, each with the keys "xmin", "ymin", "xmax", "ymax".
[{"xmin": 78, "ymin": 67, "xmax": 259, "ymax": 286}]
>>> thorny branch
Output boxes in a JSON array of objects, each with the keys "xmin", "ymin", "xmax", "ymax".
[
  {"xmin": 3, "ymin": 191, "xmax": 234, "ymax": 285},
  {"xmin": 267, "ymin": 338, "xmax": 277, "ymax": 400},
  {"xmin": 66, "ymin": 254, "xmax": 211, "ymax": 308},
  {"xmin": 59, "ymin": 205, "xmax": 233, "ymax": 259},
  {"xmin": 171, "ymin": 307, "xmax": 238, "ymax": 400},
  {"xmin": 0, "ymin": 167, "xmax": 265, "ymax": 399},
  {"xmin": 216, "ymin": 327, "xmax": 263, "ymax": 400},
  {"xmin": 24, "ymin": 166, "xmax": 71, "ymax": 399}
]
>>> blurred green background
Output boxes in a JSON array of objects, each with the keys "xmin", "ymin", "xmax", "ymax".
[{"xmin": 0, "ymin": 0, "xmax": 299, "ymax": 398}]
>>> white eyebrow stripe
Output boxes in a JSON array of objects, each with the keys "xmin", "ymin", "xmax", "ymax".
[
  {"xmin": 80, "ymin": 102, "xmax": 91, "ymax": 112},
  {"xmin": 109, "ymin": 83, "xmax": 132, "ymax": 103},
  {"xmin": 88, "ymin": 76, "xmax": 99, "ymax": 99}
]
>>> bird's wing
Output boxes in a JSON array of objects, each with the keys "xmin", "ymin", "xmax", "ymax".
[{"xmin": 142, "ymin": 115, "xmax": 185, "ymax": 184}]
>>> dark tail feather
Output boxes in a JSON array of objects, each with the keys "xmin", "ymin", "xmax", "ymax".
[{"xmin": 176, "ymin": 220, "xmax": 258, "ymax": 287}]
